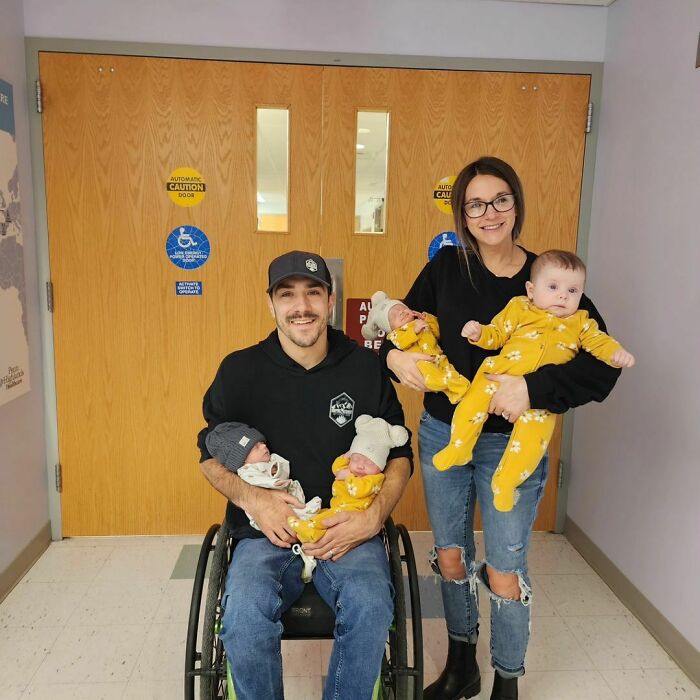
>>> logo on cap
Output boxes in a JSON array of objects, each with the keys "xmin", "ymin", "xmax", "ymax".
[
  {"xmin": 329, "ymin": 393, "xmax": 355, "ymax": 427},
  {"xmin": 306, "ymin": 259, "xmax": 318, "ymax": 273}
]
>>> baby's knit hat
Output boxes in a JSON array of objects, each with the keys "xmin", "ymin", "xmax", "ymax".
[
  {"xmin": 347, "ymin": 414, "xmax": 409, "ymax": 471},
  {"xmin": 361, "ymin": 291, "xmax": 404, "ymax": 340},
  {"xmin": 205, "ymin": 421, "xmax": 266, "ymax": 473}
]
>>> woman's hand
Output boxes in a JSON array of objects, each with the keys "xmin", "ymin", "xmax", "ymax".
[
  {"xmin": 387, "ymin": 349, "xmax": 431, "ymax": 392},
  {"xmin": 484, "ymin": 373, "xmax": 530, "ymax": 422}
]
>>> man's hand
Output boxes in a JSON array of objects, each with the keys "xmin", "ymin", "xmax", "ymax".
[
  {"xmin": 245, "ymin": 488, "xmax": 304, "ymax": 548},
  {"xmin": 303, "ymin": 456, "xmax": 410, "ymax": 561},
  {"xmin": 461, "ymin": 320, "xmax": 482, "ymax": 342},
  {"xmin": 302, "ymin": 510, "xmax": 382, "ymax": 561},
  {"xmin": 611, "ymin": 348, "xmax": 635, "ymax": 368},
  {"xmin": 199, "ymin": 458, "xmax": 304, "ymax": 548},
  {"xmin": 484, "ymin": 373, "xmax": 530, "ymax": 422}
]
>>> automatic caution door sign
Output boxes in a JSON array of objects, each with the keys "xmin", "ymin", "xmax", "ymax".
[
  {"xmin": 433, "ymin": 175, "xmax": 456, "ymax": 214},
  {"xmin": 166, "ymin": 167, "xmax": 206, "ymax": 207}
]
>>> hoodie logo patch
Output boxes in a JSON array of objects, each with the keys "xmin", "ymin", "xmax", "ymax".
[{"xmin": 329, "ymin": 393, "xmax": 355, "ymax": 427}]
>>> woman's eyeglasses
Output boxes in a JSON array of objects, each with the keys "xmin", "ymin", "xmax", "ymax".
[{"xmin": 463, "ymin": 194, "xmax": 515, "ymax": 219}]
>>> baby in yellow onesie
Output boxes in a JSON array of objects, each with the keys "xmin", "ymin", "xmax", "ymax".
[
  {"xmin": 362, "ymin": 290, "xmax": 470, "ymax": 404},
  {"xmin": 289, "ymin": 414, "xmax": 409, "ymax": 543},
  {"xmin": 433, "ymin": 250, "xmax": 635, "ymax": 512}
]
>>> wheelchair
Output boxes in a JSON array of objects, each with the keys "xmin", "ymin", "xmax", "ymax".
[{"xmin": 185, "ymin": 517, "xmax": 423, "ymax": 699}]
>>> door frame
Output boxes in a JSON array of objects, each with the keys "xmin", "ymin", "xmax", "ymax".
[{"xmin": 25, "ymin": 37, "xmax": 604, "ymax": 540}]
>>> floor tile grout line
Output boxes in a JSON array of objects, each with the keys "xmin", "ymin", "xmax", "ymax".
[
  {"xmin": 19, "ymin": 617, "xmax": 72, "ymax": 694},
  {"xmin": 598, "ymin": 667, "xmax": 625, "ymax": 700},
  {"xmin": 63, "ymin": 566, "xmax": 111, "ymax": 628},
  {"xmin": 122, "ymin": 601, "xmax": 177, "ymax": 688},
  {"xmin": 558, "ymin": 613, "xmax": 626, "ymax": 675},
  {"xmin": 527, "ymin": 573, "xmax": 561, "ymax": 617},
  {"xmin": 15, "ymin": 569, "xmax": 96, "ymax": 693},
  {"xmin": 559, "ymin": 610, "xmax": 670, "ymax": 669}
]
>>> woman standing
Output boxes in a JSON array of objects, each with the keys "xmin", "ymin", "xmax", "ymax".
[{"xmin": 384, "ymin": 157, "xmax": 619, "ymax": 699}]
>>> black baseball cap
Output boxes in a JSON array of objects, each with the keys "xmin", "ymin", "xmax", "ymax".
[{"xmin": 266, "ymin": 250, "xmax": 332, "ymax": 293}]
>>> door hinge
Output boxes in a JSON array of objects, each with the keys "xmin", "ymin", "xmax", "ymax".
[
  {"xmin": 557, "ymin": 460, "xmax": 565, "ymax": 489},
  {"xmin": 585, "ymin": 102, "xmax": 593, "ymax": 134},
  {"xmin": 46, "ymin": 281, "xmax": 54, "ymax": 313},
  {"xmin": 35, "ymin": 79, "xmax": 43, "ymax": 114},
  {"xmin": 55, "ymin": 463, "xmax": 63, "ymax": 492}
]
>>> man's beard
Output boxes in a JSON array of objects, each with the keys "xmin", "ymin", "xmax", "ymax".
[{"xmin": 277, "ymin": 312, "xmax": 327, "ymax": 348}]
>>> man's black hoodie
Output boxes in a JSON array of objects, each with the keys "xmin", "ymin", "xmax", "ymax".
[{"xmin": 198, "ymin": 327, "xmax": 412, "ymax": 538}]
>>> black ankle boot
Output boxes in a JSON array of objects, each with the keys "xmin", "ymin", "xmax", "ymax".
[
  {"xmin": 490, "ymin": 672, "xmax": 518, "ymax": 699},
  {"xmin": 424, "ymin": 638, "xmax": 481, "ymax": 699}
]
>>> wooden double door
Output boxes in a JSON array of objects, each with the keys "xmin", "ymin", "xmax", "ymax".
[{"xmin": 39, "ymin": 52, "xmax": 590, "ymax": 534}]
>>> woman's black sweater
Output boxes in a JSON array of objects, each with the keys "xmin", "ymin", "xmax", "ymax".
[{"xmin": 381, "ymin": 246, "xmax": 621, "ymax": 432}]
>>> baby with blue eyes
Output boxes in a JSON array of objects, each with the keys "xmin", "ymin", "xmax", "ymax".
[{"xmin": 432, "ymin": 249, "xmax": 634, "ymax": 511}]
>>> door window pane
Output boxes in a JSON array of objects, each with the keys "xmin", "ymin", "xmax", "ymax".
[
  {"xmin": 257, "ymin": 108, "xmax": 289, "ymax": 232},
  {"xmin": 354, "ymin": 111, "xmax": 389, "ymax": 234}
]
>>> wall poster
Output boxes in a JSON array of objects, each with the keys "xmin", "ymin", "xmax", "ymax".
[{"xmin": 0, "ymin": 78, "xmax": 31, "ymax": 406}]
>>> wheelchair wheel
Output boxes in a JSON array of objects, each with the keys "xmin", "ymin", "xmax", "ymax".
[
  {"xmin": 379, "ymin": 518, "xmax": 423, "ymax": 700},
  {"xmin": 185, "ymin": 523, "xmax": 219, "ymax": 700},
  {"xmin": 397, "ymin": 522, "xmax": 423, "ymax": 699},
  {"xmin": 200, "ymin": 520, "xmax": 233, "ymax": 700}
]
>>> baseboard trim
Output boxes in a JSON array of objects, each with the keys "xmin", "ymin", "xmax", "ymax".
[
  {"xmin": 565, "ymin": 516, "xmax": 700, "ymax": 686},
  {"xmin": 0, "ymin": 522, "xmax": 51, "ymax": 604}
]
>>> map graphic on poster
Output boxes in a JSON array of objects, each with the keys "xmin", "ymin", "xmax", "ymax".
[{"xmin": 0, "ymin": 78, "xmax": 31, "ymax": 406}]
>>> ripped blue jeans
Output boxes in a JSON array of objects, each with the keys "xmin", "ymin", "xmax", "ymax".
[{"xmin": 419, "ymin": 410, "xmax": 549, "ymax": 678}]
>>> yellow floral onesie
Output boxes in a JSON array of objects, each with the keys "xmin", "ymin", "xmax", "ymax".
[
  {"xmin": 289, "ymin": 455, "xmax": 385, "ymax": 543},
  {"xmin": 432, "ymin": 296, "xmax": 622, "ymax": 512},
  {"xmin": 388, "ymin": 314, "xmax": 470, "ymax": 404}
]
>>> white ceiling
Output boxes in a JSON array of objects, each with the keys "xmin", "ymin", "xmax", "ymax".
[{"xmin": 491, "ymin": 0, "xmax": 615, "ymax": 5}]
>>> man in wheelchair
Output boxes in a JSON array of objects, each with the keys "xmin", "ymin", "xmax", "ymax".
[{"xmin": 197, "ymin": 250, "xmax": 413, "ymax": 700}]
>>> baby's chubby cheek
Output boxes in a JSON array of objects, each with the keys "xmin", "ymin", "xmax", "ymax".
[{"xmin": 348, "ymin": 453, "xmax": 381, "ymax": 476}]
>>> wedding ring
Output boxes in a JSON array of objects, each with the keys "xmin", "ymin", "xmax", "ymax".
[
  {"xmin": 502, "ymin": 412, "xmax": 510, "ymax": 420},
  {"xmin": 328, "ymin": 549, "xmax": 335, "ymax": 558}
]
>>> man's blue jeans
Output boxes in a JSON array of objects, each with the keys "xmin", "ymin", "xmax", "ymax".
[
  {"xmin": 419, "ymin": 410, "xmax": 549, "ymax": 678},
  {"xmin": 220, "ymin": 534, "xmax": 393, "ymax": 700}
]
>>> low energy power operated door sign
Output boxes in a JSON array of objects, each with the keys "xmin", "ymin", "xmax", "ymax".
[
  {"xmin": 428, "ymin": 231, "xmax": 460, "ymax": 261},
  {"xmin": 166, "ymin": 225, "xmax": 210, "ymax": 270},
  {"xmin": 166, "ymin": 167, "xmax": 206, "ymax": 207},
  {"xmin": 433, "ymin": 175, "xmax": 456, "ymax": 214}
]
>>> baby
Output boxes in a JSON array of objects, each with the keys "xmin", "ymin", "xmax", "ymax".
[
  {"xmin": 362, "ymin": 290, "xmax": 470, "ymax": 404},
  {"xmin": 433, "ymin": 249, "xmax": 635, "ymax": 511},
  {"xmin": 288, "ymin": 414, "xmax": 409, "ymax": 543},
  {"xmin": 205, "ymin": 422, "xmax": 321, "ymax": 531}
]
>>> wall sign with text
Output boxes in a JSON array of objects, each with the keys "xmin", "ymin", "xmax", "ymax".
[{"xmin": 346, "ymin": 298, "xmax": 384, "ymax": 352}]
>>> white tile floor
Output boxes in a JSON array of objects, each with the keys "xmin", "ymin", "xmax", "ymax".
[{"xmin": 0, "ymin": 532, "xmax": 697, "ymax": 699}]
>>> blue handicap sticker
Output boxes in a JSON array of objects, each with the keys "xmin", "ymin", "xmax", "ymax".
[
  {"xmin": 428, "ymin": 231, "xmax": 460, "ymax": 260},
  {"xmin": 166, "ymin": 225, "xmax": 210, "ymax": 270},
  {"xmin": 176, "ymin": 281, "xmax": 203, "ymax": 296}
]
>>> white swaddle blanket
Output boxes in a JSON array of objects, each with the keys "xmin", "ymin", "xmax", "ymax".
[{"xmin": 237, "ymin": 454, "xmax": 322, "ymax": 530}]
